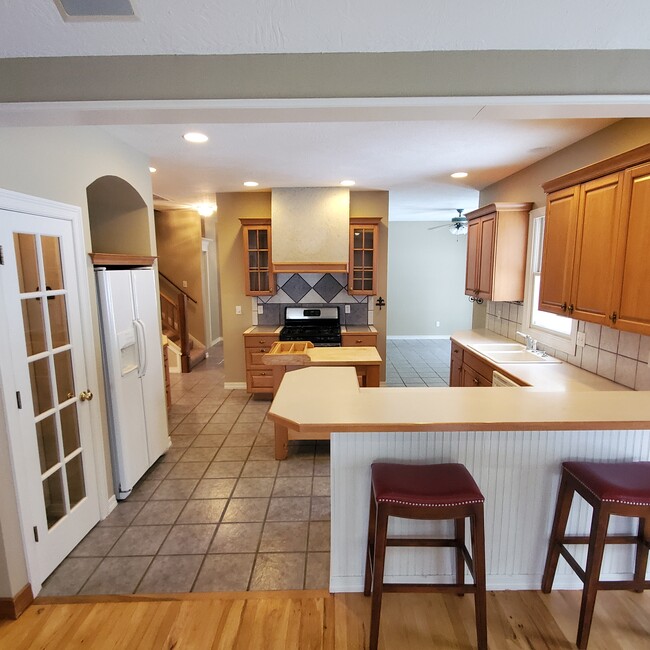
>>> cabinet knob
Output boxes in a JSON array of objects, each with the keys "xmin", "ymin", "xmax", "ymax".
[
  {"xmin": 609, "ymin": 312, "xmax": 618, "ymax": 323},
  {"xmin": 568, "ymin": 304, "xmax": 574, "ymax": 314},
  {"xmin": 260, "ymin": 372, "xmax": 266, "ymax": 376},
  {"xmin": 356, "ymin": 339, "xmax": 362, "ymax": 344},
  {"xmin": 473, "ymin": 377, "xmax": 479, "ymax": 385},
  {"xmin": 561, "ymin": 302, "xmax": 567, "ymax": 312},
  {"xmin": 259, "ymin": 339, "xmax": 265, "ymax": 343}
]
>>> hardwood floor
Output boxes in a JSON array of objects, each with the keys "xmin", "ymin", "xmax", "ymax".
[{"xmin": 1, "ymin": 589, "xmax": 648, "ymax": 649}]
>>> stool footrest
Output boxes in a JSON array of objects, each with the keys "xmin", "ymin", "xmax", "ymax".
[
  {"xmin": 382, "ymin": 583, "xmax": 477, "ymax": 595},
  {"xmin": 596, "ymin": 579, "xmax": 650, "ymax": 591},
  {"xmin": 560, "ymin": 534, "xmax": 641, "ymax": 546},
  {"xmin": 386, "ymin": 537, "xmax": 462, "ymax": 548}
]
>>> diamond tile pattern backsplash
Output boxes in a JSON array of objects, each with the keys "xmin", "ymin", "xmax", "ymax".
[
  {"xmin": 486, "ymin": 300, "xmax": 650, "ymax": 391},
  {"xmin": 257, "ymin": 273, "xmax": 369, "ymax": 326}
]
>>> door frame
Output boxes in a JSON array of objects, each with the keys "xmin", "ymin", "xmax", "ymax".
[{"xmin": 0, "ymin": 187, "xmax": 110, "ymax": 592}]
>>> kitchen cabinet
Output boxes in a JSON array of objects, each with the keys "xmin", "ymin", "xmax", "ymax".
[
  {"xmin": 449, "ymin": 340, "xmax": 523, "ymax": 388},
  {"xmin": 541, "ymin": 143, "xmax": 650, "ymax": 336},
  {"xmin": 244, "ymin": 331, "xmax": 279, "ymax": 393},
  {"xmin": 341, "ymin": 331, "xmax": 378, "ymax": 348},
  {"xmin": 240, "ymin": 218, "xmax": 275, "ymax": 296},
  {"xmin": 539, "ymin": 174, "xmax": 621, "ymax": 324},
  {"xmin": 349, "ymin": 217, "xmax": 381, "ymax": 295},
  {"xmin": 464, "ymin": 203, "xmax": 532, "ymax": 302}
]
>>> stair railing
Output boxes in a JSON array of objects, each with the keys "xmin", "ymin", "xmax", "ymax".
[{"xmin": 159, "ymin": 272, "xmax": 197, "ymax": 373}]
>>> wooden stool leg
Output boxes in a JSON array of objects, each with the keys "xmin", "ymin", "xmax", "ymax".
[
  {"xmin": 470, "ymin": 506, "xmax": 488, "ymax": 650},
  {"xmin": 364, "ymin": 487, "xmax": 377, "ymax": 597},
  {"xmin": 633, "ymin": 517, "xmax": 650, "ymax": 593},
  {"xmin": 542, "ymin": 471, "xmax": 574, "ymax": 593},
  {"xmin": 369, "ymin": 507, "xmax": 389, "ymax": 650},
  {"xmin": 576, "ymin": 507, "xmax": 609, "ymax": 650},
  {"xmin": 455, "ymin": 516, "xmax": 466, "ymax": 596}
]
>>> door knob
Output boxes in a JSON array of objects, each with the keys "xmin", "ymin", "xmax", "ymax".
[{"xmin": 79, "ymin": 390, "xmax": 94, "ymax": 401}]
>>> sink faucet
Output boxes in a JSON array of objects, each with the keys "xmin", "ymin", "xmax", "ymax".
[{"xmin": 516, "ymin": 331, "xmax": 537, "ymax": 352}]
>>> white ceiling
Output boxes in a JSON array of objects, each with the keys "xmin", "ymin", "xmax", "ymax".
[{"xmin": 1, "ymin": 1, "xmax": 649, "ymax": 220}]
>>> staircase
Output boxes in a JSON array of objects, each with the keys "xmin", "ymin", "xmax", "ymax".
[{"xmin": 159, "ymin": 276, "xmax": 206, "ymax": 373}]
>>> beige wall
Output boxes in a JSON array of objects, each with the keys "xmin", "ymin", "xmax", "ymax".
[
  {"xmin": 216, "ymin": 190, "xmax": 389, "ymax": 384},
  {"xmin": 0, "ymin": 126, "xmax": 154, "ymax": 599},
  {"xmin": 387, "ymin": 222, "xmax": 473, "ymax": 337},
  {"xmin": 216, "ymin": 192, "xmax": 272, "ymax": 384},
  {"xmin": 155, "ymin": 209, "xmax": 205, "ymax": 345}
]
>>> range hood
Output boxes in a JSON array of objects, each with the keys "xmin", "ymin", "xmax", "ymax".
[{"xmin": 271, "ymin": 188, "xmax": 350, "ymax": 273}]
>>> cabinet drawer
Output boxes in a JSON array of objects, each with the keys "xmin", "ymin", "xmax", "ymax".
[
  {"xmin": 462, "ymin": 364, "xmax": 492, "ymax": 388},
  {"xmin": 463, "ymin": 349, "xmax": 495, "ymax": 383},
  {"xmin": 246, "ymin": 347, "xmax": 273, "ymax": 368},
  {"xmin": 244, "ymin": 334, "xmax": 279, "ymax": 348},
  {"xmin": 247, "ymin": 370, "xmax": 274, "ymax": 391},
  {"xmin": 341, "ymin": 333, "xmax": 377, "ymax": 347}
]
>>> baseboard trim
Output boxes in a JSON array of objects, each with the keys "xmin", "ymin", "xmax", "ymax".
[
  {"xmin": 107, "ymin": 494, "xmax": 118, "ymax": 515},
  {"xmin": 387, "ymin": 335, "xmax": 451, "ymax": 340},
  {"xmin": 0, "ymin": 583, "xmax": 34, "ymax": 619},
  {"xmin": 224, "ymin": 382, "xmax": 247, "ymax": 390}
]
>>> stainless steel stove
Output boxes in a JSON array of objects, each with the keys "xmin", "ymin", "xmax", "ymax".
[{"xmin": 279, "ymin": 307, "xmax": 342, "ymax": 347}]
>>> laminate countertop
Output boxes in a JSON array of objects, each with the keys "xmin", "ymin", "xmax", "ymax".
[{"xmin": 451, "ymin": 329, "xmax": 630, "ymax": 392}]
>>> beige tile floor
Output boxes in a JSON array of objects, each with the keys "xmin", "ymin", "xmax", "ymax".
[{"xmin": 40, "ymin": 339, "xmax": 450, "ymax": 596}]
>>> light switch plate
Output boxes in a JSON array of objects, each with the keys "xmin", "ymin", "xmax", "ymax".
[
  {"xmin": 235, "ymin": 305, "xmax": 242, "ymax": 315},
  {"xmin": 345, "ymin": 305, "xmax": 351, "ymax": 314},
  {"xmin": 576, "ymin": 331, "xmax": 586, "ymax": 348},
  {"xmin": 257, "ymin": 305, "xmax": 264, "ymax": 314}
]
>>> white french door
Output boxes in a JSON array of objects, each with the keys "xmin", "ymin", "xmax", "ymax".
[{"xmin": 0, "ymin": 198, "xmax": 102, "ymax": 587}]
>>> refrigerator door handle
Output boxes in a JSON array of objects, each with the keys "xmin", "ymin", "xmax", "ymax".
[{"xmin": 134, "ymin": 319, "xmax": 148, "ymax": 378}]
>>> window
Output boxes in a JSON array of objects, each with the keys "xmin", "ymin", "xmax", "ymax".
[{"xmin": 521, "ymin": 208, "xmax": 577, "ymax": 355}]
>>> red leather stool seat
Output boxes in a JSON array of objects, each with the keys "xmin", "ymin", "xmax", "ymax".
[
  {"xmin": 563, "ymin": 461, "xmax": 650, "ymax": 505},
  {"xmin": 371, "ymin": 462, "xmax": 485, "ymax": 507}
]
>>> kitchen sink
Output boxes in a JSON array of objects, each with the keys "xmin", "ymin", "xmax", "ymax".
[{"xmin": 468, "ymin": 342, "xmax": 562, "ymax": 364}]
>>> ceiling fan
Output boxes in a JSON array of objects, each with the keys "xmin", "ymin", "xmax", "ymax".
[{"xmin": 428, "ymin": 209, "xmax": 468, "ymax": 235}]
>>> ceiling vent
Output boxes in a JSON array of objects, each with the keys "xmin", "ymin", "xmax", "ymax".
[{"xmin": 54, "ymin": 0, "xmax": 136, "ymax": 20}]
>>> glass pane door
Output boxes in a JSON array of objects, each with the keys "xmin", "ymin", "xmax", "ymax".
[{"xmin": 14, "ymin": 232, "xmax": 87, "ymax": 528}]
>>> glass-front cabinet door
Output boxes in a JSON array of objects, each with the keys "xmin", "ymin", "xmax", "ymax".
[
  {"xmin": 349, "ymin": 217, "xmax": 380, "ymax": 295},
  {"xmin": 240, "ymin": 218, "xmax": 275, "ymax": 296}
]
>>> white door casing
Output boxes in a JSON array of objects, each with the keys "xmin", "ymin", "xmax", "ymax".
[{"xmin": 0, "ymin": 188, "xmax": 107, "ymax": 592}]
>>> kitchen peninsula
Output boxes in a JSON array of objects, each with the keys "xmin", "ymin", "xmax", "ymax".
[{"xmin": 266, "ymin": 351, "xmax": 650, "ymax": 592}]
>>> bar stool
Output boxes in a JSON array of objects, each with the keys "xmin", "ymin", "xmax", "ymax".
[
  {"xmin": 542, "ymin": 461, "xmax": 650, "ymax": 649},
  {"xmin": 364, "ymin": 462, "xmax": 487, "ymax": 650}
]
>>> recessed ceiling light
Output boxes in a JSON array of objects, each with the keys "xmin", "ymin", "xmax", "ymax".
[
  {"xmin": 340, "ymin": 180, "xmax": 356, "ymax": 187},
  {"xmin": 183, "ymin": 132, "xmax": 209, "ymax": 143},
  {"xmin": 451, "ymin": 172, "xmax": 468, "ymax": 179},
  {"xmin": 243, "ymin": 181, "xmax": 259, "ymax": 187},
  {"xmin": 149, "ymin": 166, "xmax": 157, "ymax": 173}
]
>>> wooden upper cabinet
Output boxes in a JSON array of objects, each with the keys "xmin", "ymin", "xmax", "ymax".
[
  {"xmin": 349, "ymin": 217, "xmax": 380, "ymax": 295},
  {"xmin": 610, "ymin": 161, "xmax": 650, "ymax": 336},
  {"xmin": 540, "ymin": 142, "xmax": 650, "ymax": 336},
  {"xmin": 540, "ymin": 175, "xmax": 621, "ymax": 323},
  {"xmin": 240, "ymin": 218, "xmax": 275, "ymax": 296},
  {"xmin": 464, "ymin": 203, "xmax": 532, "ymax": 302},
  {"xmin": 538, "ymin": 187, "xmax": 580, "ymax": 316}
]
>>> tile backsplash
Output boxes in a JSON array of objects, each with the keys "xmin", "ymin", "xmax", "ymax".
[
  {"xmin": 486, "ymin": 301, "xmax": 650, "ymax": 391},
  {"xmin": 254, "ymin": 273, "xmax": 370, "ymax": 326}
]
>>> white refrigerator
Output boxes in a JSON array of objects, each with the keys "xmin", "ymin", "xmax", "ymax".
[{"xmin": 96, "ymin": 267, "xmax": 170, "ymax": 499}]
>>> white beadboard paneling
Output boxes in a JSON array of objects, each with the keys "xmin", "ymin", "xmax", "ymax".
[{"xmin": 330, "ymin": 429, "xmax": 650, "ymax": 593}]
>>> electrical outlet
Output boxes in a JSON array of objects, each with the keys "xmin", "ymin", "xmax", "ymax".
[
  {"xmin": 235, "ymin": 305, "xmax": 242, "ymax": 315},
  {"xmin": 182, "ymin": 280, "xmax": 188, "ymax": 288},
  {"xmin": 345, "ymin": 305, "xmax": 351, "ymax": 314},
  {"xmin": 436, "ymin": 321, "xmax": 440, "ymax": 327},
  {"xmin": 576, "ymin": 331, "xmax": 586, "ymax": 348},
  {"xmin": 257, "ymin": 305, "xmax": 264, "ymax": 314}
]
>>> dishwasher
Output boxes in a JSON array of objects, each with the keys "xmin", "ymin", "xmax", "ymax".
[{"xmin": 492, "ymin": 370, "xmax": 519, "ymax": 387}]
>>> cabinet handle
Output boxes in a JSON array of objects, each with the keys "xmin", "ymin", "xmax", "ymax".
[
  {"xmin": 561, "ymin": 302, "xmax": 567, "ymax": 312},
  {"xmin": 260, "ymin": 372, "xmax": 266, "ymax": 376},
  {"xmin": 473, "ymin": 377, "xmax": 479, "ymax": 385},
  {"xmin": 609, "ymin": 312, "xmax": 618, "ymax": 323},
  {"xmin": 355, "ymin": 339, "xmax": 363, "ymax": 344},
  {"xmin": 259, "ymin": 339, "xmax": 266, "ymax": 343},
  {"xmin": 568, "ymin": 304, "xmax": 574, "ymax": 314}
]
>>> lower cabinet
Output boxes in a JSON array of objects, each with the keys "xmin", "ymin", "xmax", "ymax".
[
  {"xmin": 450, "ymin": 340, "xmax": 523, "ymax": 387},
  {"xmin": 244, "ymin": 332, "xmax": 279, "ymax": 394},
  {"xmin": 341, "ymin": 332, "xmax": 378, "ymax": 347}
]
